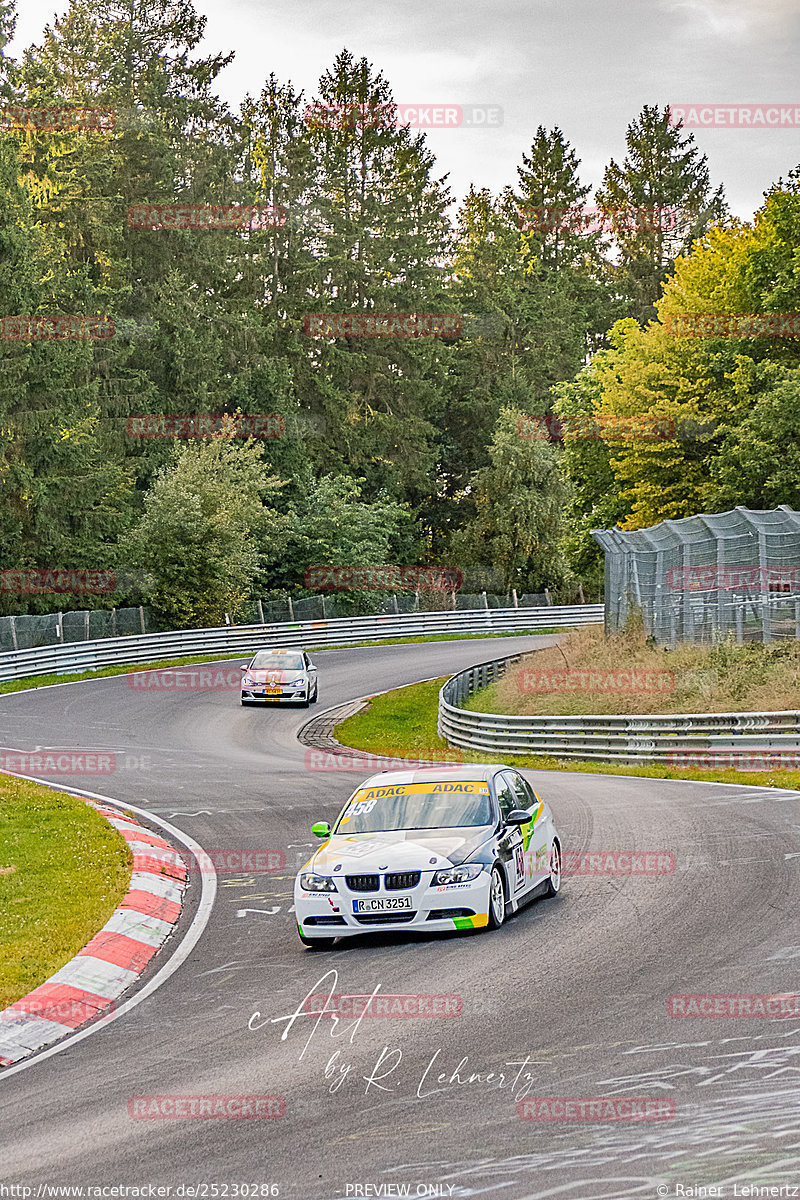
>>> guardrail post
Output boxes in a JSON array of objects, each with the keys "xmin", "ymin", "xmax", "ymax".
[
  {"xmin": 111, "ymin": 608, "xmax": 117, "ymax": 637},
  {"xmin": 9, "ymin": 615, "xmax": 17, "ymax": 651},
  {"xmin": 139, "ymin": 606, "xmax": 146, "ymax": 634},
  {"xmin": 84, "ymin": 610, "xmax": 90, "ymax": 640},
  {"xmin": 57, "ymin": 612, "xmax": 63, "ymax": 641},
  {"xmin": 288, "ymin": 597, "xmax": 294, "ymax": 620},
  {"xmin": 258, "ymin": 599, "xmax": 265, "ymax": 623},
  {"xmin": 512, "ymin": 588, "xmax": 518, "ymax": 608}
]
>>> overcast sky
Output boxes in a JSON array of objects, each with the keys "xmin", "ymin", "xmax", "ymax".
[{"xmin": 10, "ymin": 0, "xmax": 800, "ymax": 219}]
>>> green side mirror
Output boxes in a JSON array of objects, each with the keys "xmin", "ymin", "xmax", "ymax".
[{"xmin": 311, "ymin": 821, "xmax": 331, "ymax": 839}]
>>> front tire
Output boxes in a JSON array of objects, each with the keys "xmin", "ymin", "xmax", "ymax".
[
  {"xmin": 545, "ymin": 839, "xmax": 562, "ymax": 897},
  {"xmin": 487, "ymin": 864, "xmax": 506, "ymax": 929}
]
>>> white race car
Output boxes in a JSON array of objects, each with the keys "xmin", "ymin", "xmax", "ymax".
[
  {"xmin": 294, "ymin": 764, "xmax": 562, "ymax": 947},
  {"xmin": 240, "ymin": 647, "xmax": 319, "ymax": 707}
]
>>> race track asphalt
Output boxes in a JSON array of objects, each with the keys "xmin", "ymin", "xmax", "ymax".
[{"xmin": 2, "ymin": 634, "xmax": 800, "ymax": 1200}]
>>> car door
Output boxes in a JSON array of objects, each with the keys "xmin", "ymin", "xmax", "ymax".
[
  {"xmin": 493, "ymin": 772, "xmax": 528, "ymax": 898},
  {"xmin": 502, "ymin": 771, "xmax": 548, "ymax": 896}
]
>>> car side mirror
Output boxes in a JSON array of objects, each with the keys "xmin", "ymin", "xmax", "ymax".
[
  {"xmin": 505, "ymin": 809, "xmax": 530, "ymax": 825},
  {"xmin": 308, "ymin": 663, "xmax": 317, "ymax": 672},
  {"xmin": 311, "ymin": 821, "xmax": 331, "ymax": 838},
  {"xmin": 240, "ymin": 663, "xmax": 250, "ymax": 671}
]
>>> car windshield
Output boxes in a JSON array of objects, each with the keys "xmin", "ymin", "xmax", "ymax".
[
  {"xmin": 335, "ymin": 780, "xmax": 493, "ymax": 833},
  {"xmin": 250, "ymin": 652, "xmax": 304, "ymax": 671}
]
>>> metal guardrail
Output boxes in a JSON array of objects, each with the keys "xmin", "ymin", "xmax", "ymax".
[
  {"xmin": 0, "ymin": 604, "xmax": 603, "ymax": 684},
  {"xmin": 438, "ymin": 654, "xmax": 800, "ymax": 765}
]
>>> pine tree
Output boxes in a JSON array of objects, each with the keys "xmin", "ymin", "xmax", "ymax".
[{"xmin": 596, "ymin": 104, "xmax": 727, "ymax": 322}]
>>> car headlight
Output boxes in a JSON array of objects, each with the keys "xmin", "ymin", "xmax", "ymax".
[
  {"xmin": 242, "ymin": 677, "xmax": 253, "ymax": 686},
  {"xmin": 432, "ymin": 863, "xmax": 484, "ymax": 885},
  {"xmin": 294, "ymin": 677, "xmax": 306, "ymax": 686},
  {"xmin": 299, "ymin": 872, "xmax": 337, "ymax": 892}
]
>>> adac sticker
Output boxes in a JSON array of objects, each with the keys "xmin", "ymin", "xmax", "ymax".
[{"xmin": 351, "ymin": 780, "xmax": 489, "ymax": 804}]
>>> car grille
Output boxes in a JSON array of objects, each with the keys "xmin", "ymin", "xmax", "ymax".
[
  {"xmin": 354, "ymin": 912, "xmax": 417, "ymax": 925},
  {"xmin": 345, "ymin": 874, "xmax": 380, "ymax": 892},
  {"xmin": 304, "ymin": 915, "xmax": 346, "ymax": 926},
  {"xmin": 385, "ymin": 871, "xmax": 420, "ymax": 891}
]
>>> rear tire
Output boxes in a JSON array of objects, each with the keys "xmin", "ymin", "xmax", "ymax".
[{"xmin": 487, "ymin": 864, "xmax": 506, "ymax": 929}]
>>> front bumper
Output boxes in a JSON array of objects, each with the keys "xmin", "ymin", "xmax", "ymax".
[
  {"xmin": 241, "ymin": 687, "xmax": 308, "ymax": 703},
  {"xmin": 295, "ymin": 871, "xmax": 491, "ymax": 938}
]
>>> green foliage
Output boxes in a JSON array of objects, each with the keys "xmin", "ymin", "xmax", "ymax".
[
  {"xmin": 125, "ymin": 426, "xmax": 285, "ymax": 627},
  {"xmin": 596, "ymin": 104, "xmax": 727, "ymax": 323},
  {"xmin": 2, "ymin": 0, "xmax": 798, "ymax": 616},
  {"xmin": 452, "ymin": 407, "xmax": 571, "ymax": 592}
]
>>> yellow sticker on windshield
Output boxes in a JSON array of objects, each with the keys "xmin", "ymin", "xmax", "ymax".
[{"xmin": 351, "ymin": 781, "xmax": 489, "ymax": 804}]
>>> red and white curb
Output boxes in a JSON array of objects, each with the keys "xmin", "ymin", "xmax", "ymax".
[{"xmin": 0, "ymin": 799, "xmax": 189, "ymax": 1067}]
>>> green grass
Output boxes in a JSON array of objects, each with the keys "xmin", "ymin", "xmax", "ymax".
[
  {"xmin": 336, "ymin": 675, "xmax": 800, "ymax": 792},
  {"xmin": 0, "ymin": 777, "xmax": 132, "ymax": 1007},
  {"xmin": 0, "ymin": 630, "xmax": 562, "ymax": 697}
]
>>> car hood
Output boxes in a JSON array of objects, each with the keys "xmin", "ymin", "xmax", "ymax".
[
  {"xmin": 311, "ymin": 827, "xmax": 494, "ymax": 873},
  {"xmin": 245, "ymin": 669, "xmax": 304, "ymax": 682}
]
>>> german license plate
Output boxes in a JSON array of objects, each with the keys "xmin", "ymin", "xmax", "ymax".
[
  {"xmin": 353, "ymin": 896, "xmax": 413, "ymax": 914},
  {"xmin": 264, "ymin": 688, "xmax": 282, "ymax": 695}
]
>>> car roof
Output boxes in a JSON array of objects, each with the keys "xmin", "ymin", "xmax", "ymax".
[
  {"xmin": 253, "ymin": 647, "xmax": 304, "ymax": 654},
  {"xmin": 356, "ymin": 764, "xmax": 510, "ymax": 789}
]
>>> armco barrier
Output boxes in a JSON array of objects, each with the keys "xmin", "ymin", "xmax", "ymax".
[
  {"xmin": 437, "ymin": 654, "xmax": 800, "ymax": 765},
  {"xmin": 0, "ymin": 605, "xmax": 603, "ymax": 685}
]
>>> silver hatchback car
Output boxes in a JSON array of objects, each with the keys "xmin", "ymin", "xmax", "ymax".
[{"xmin": 240, "ymin": 647, "xmax": 319, "ymax": 707}]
